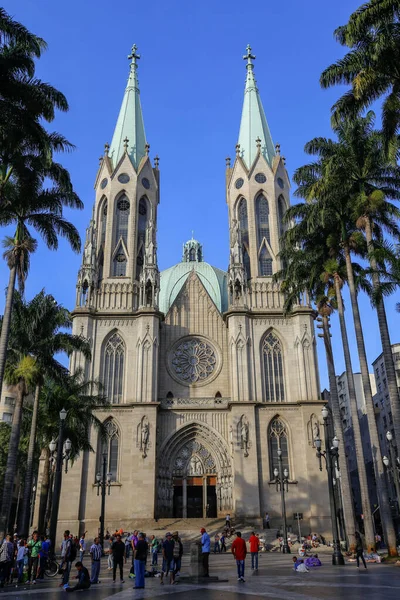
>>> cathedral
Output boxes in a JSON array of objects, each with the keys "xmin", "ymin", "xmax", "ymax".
[{"xmin": 48, "ymin": 44, "xmax": 330, "ymax": 538}]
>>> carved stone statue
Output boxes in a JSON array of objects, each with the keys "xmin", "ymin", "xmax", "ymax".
[
  {"xmin": 313, "ymin": 421, "xmax": 320, "ymax": 442},
  {"xmin": 140, "ymin": 418, "xmax": 150, "ymax": 458},
  {"xmin": 240, "ymin": 417, "xmax": 249, "ymax": 457},
  {"xmin": 229, "ymin": 425, "xmax": 234, "ymax": 456}
]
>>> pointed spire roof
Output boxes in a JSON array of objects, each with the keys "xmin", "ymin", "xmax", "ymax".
[
  {"xmin": 237, "ymin": 45, "xmax": 275, "ymax": 169},
  {"xmin": 109, "ymin": 44, "xmax": 147, "ymax": 171}
]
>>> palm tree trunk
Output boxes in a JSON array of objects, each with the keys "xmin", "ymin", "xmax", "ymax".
[
  {"xmin": 0, "ymin": 266, "xmax": 17, "ymax": 393},
  {"xmin": 37, "ymin": 447, "xmax": 50, "ymax": 534},
  {"xmin": 344, "ymin": 244, "xmax": 397, "ymax": 556},
  {"xmin": 0, "ymin": 379, "xmax": 25, "ymax": 537},
  {"xmin": 320, "ymin": 311, "xmax": 356, "ymax": 550},
  {"xmin": 365, "ymin": 218, "xmax": 400, "ymax": 447},
  {"xmin": 20, "ymin": 384, "xmax": 41, "ymax": 537},
  {"xmin": 334, "ymin": 276, "xmax": 374, "ymax": 549}
]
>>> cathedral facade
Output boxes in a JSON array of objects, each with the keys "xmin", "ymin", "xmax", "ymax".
[{"xmin": 52, "ymin": 45, "xmax": 330, "ymax": 537}]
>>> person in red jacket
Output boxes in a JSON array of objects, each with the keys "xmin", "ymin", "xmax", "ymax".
[
  {"xmin": 231, "ymin": 531, "xmax": 247, "ymax": 582},
  {"xmin": 248, "ymin": 532, "xmax": 260, "ymax": 571}
]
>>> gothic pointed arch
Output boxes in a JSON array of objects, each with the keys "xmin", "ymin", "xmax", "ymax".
[
  {"xmin": 97, "ymin": 195, "xmax": 108, "ymax": 248},
  {"xmin": 258, "ymin": 242, "xmax": 273, "ymax": 276},
  {"xmin": 268, "ymin": 415, "xmax": 290, "ymax": 480},
  {"xmin": 261, "ymin": 329, "xmax": 285, "ymax": 402},
  {"xmin": 96, "ymin": 417, "xmax": 120, "ymax": 482},
  {"xmin": 256, "ymin": 192, "xmax": 270, "ymax": 245},
  {"xmin": 101, "ymin": 330, "xmax": 125, "ymax": 404},
  {"xmin": 237, "ymin": 197, "xmax": 251, "ymax": 279},
  {"xmin": 136, "ymin": 196, "xmax": 150, "ymax": 280},
  {"xmin": 277, "ymin": 194, "xmax": 287, "ymax": 239}
]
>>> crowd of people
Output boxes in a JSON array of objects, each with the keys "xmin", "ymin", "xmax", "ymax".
[{"xmin": 0, "ymin": 531, "xmax": 52, "ymax": 587}]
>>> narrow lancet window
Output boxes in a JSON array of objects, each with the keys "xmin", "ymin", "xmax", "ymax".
[{"xmin": 262, "ymin": 332, "xmax": 285, "ymax": 402}]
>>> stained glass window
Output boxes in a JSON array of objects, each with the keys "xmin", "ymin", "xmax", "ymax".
[
  {"xmin": 259, "ymin": 246, "xmax": 273, "ymax": 276},
  {"xmin": 263, "ymin": 332, "xmax": 285, "ymax": 402},
  {"xmin": 97, "ymin": 419, "xmax": 119, "ymax": 482},
  {"xmin": 269, "ymin": 418, "xmax": 289, "ymax": 479},
  {"xmin": 102, "ymin": 333, "xmax": 124, "ymax": 404},
  {"xmin": 238, "ymin": 198, "xmax": 251, "ymax": 279},
  {"xmin": 257, "ymin": 194, "xmax": 270, "ymax": 245},
  {"xmin": 115, "ymin": 195, "xmax": 130, "ymax": 245}
]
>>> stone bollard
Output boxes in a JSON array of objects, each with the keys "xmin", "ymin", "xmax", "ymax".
[{"xmin": 190, "ymin": 541, "xmax": 203, "ymax": 578}]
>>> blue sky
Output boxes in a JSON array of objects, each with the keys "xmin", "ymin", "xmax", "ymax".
[{"xmin": 3, "ymin": 0, "xmax": 399, "ymax": 389}]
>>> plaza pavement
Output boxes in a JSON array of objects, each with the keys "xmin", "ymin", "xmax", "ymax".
[{"xmin": 1, "ymin": 547, "xmax": 399, "ymax": 599}]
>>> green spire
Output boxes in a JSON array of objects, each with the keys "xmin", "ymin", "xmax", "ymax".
[
  {"xmin": 237, "ymin": 45, "xmax": 275, "ymax": 169},
  {"xmin": 109, "ymin": 44, "xmax": 147, "ymax": 170}
]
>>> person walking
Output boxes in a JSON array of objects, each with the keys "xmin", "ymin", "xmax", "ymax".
[
  {"xmin": 79, "ymin": 533, "xmax": 86, "ymax": 562},
  {"xmin": 37, "ymin": 535, "xmax": 51, "ymax": 580},
  {"xmin": 89, "ymin": 537, "xmax": 102, "ymax": 584},
  {"xmin": 231, "ymin": 531, "xmax": 247, "ymax": 582},
  {"xmin": 264, "ymin": 512, "xmax": 270, "ymax": 529},
  {"xmin": 0, "ymin": 534, "xmax": 14, "ymax": 588},
  {"xmin": 150, "ymin": 534, "xmax": 159, "ymax": 566},
  {"xmin": 111, "ymin": 533, "xmax": 125, "ymax": 583},
  {"xmin": 125, "ymin": 533, "xmax": 131, "ymax": 560},
  {"xmin": 172, "ymin": 531, "xmax": 183, "ymax": 584},
  {"xmin": 160, "ymin": 532, "xmax": 174, "ymax": 585},
  {"xmin": 225, "ymin": 513, "xmax": 231, "ymax": 529},
  {"xmin": 65, "ymin": 561, "xmax": 91, "ymax": 592},
  {"xmin": 60, "ymin": 530, "xmax": 74, "ymax": 588},
  {"xmin": 27, "ymin": 530, "xmax": 42, "ymax": 584},
  {"xmin": 249, "ymin": 531, "xmax": 260, "ymax": 571},
  {"xmin": 355, "ymin": 531, "xmax": 367, "ymax": 570},
  {"xmin": 214, "ymin": 533, "xmax": 220, "ymax": 554},
  {"xmin": 220, "ymin": 533, "xmax": 226, "ymax": 553},
  {"xmin": 16, "ymin": 539, "xmax": 27, "ymax": 584},
  {"xmin": 200, "ymin": 527, "xmax": 211, "ymax": 577},
  {"xmin": 133, "ymin": 532, "xmax": 148, "ymax": 589},
  {"xmin": 130, "ymin": 530, "xmax": 138, "ymax": 573}
]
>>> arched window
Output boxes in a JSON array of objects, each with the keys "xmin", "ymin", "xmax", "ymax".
[
  {"xmin": 256, "ymin": 194, "xmax": 270, "ymax": 245},
  {"xmin": 189, "ymin": 248, "xmax": 196, "ymax": 261},
  {"xmin": 278, "ymin": 195, "xmax": 286, "ymax": 239},
  {"xmin": 136, "ymin": 198, "xmax": 149, "ymax": 280},
  {"xmin": 268, "ymin": 418, "xmax": 289, "ymax": 479},
  {"xmin": 101, "ymin": 201, "xmax": 108, "ymax": 245},
  {"xmin": 115, "ymin": 195, "xmax": 130, "ymax": 245},
  {"xmin": 97, "ymin": 419, "xmax": 119, "ymax": 482},
  {"xmin": 262, "ymin": 332, "xmax": 285, "ymax": 402},
  {"xmin": 238, "ymin": 198, "xmax": 251, "ymax": 279},
  {"xmin": 102, "ymin": 333, "xmax": 125, "ymax": 404},
  {"xmin": 113, "ymin": 251, "xmax": 127, "ymax": 277},
  {"xmin": 259, "ymin": 245, "xmax": 273, "ymax": 276}
]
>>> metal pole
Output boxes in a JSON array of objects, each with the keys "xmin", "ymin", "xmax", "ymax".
[
  {"xmin": 99, "ymin": 453, "xmax": 106, "ymax": 550},
  {"xmin": 49, "ymin": 418, "xmax": 65, "ymax": 555},
  {"xmin": 297, "ymin": 514, "xmax": 301, "ymax": 542},
  {"xmin": 278, "ymin": 451, "xmax": 290, "ymax": 554},
  {"xmin": 323, "ymin": 417, "xmax": 344, "ymax": 565}
]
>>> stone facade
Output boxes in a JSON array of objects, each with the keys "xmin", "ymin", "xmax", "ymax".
[{"xmin": 33, "ymin": 46, "xmax": 331, "ymax": 542}]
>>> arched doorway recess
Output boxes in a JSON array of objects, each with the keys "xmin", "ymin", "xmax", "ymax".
[{"xmin": 157, "ymin": 422, "xmax": 233, "ymax": 518}]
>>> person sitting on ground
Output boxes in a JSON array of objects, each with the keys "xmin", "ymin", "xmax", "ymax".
[
  {"xmin": 65, "ymin": 561, "xmax": 91, "ymax": 592},
  {"xmin": 292, "ymin": 557, "xmax": 309, "ymax": 572}
]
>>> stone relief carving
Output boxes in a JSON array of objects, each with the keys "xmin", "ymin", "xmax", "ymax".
[
  {"xmin": 229, "ymin": 425, "xmax": 234, "ymax": 457},
  {"xmin": 137, "ymin": 416, "xmax": 150, "ymax": 458},
  {"xmin": 307, "ymin": 413, "xmax": 320, "ymax": 448},
  {"xmin": 173, "ymin": 440, "xmax": 216, "ymax": 475}
]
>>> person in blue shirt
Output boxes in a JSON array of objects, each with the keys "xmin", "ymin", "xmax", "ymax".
[
  {"xmin": 37, "ymin": 535, "xmax": 51, "ymax": 580},
  {"xmin": 200, "ymin": 528, "xmax": 210, "ymax": 577},
  {"xmin": 65, "ymin": 561, "xmax": 91, "ymax": 592}
]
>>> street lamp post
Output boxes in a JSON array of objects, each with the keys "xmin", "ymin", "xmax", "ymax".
[
  {"xmin": 48, "ymin": 408, "xmax": 71, "ymax": 554},
  {"xmin": 274, "ymin": 447, "xmax": 290, "ymax": 554},
  {"xmin": 315, "ymin": 406, "xmax": 345, "ymax": 566},
  {"xmin": 383, "ymin": 431, "xmax": 400, "ymax": 513},
  {"xmin": 96, "ymin": 452, "xmax": 112, "ymax": 550}
]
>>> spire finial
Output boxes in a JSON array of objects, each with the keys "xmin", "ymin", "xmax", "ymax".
[
  {"xmin": 128, "ymin": 43, "xmax": 141, "ymax": 68},
  {"xmin": 226, "ymin": 156, "xmax": 231, "ymax": 168},
  {"xmin": 243, "ymin": 44, "xmax": 256, "ymax": 69},
  {"xmin": 154, "ymin": 155, "xmax": 159, "ymax": 168},
  {"xmin": 145, "ymin": 143, "xmax": 150, "ymax": 156},
  {"xmin": 104, "ymin": 142, "xmax": 110, "ymax": 156},
  {"xmin": 123, "ymin": 137, "xmax": 129, "ymax": 151},
  {"xmin": 235, "ymin": 143, "xmax": 241, "ymax": 157},
  {"xmin": 191, "ymin": 230, "xmax": 194, "ymax": 240},
  {"xmin": 275, "ymin": 143, "xmax": 281, "ymax": 155},
  {"xmin": 256, "ymin": 137, "xmax": 261, "ymax": 151}
]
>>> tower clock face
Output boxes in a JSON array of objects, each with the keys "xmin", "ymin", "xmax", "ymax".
[{"xmin": 100, "ymin": 178, "xmax": 108, "ymax": 189}]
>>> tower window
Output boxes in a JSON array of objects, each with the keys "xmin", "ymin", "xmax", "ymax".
[
  {"xmin": 136, "ymin": 198, "xmax": 149, "ymax": 280},
  {"xmin": 268, "ymin": 418, "xmax": 289, "ymax": 479},
  {"xmin": 238, "ymin": 198, "xmax": 251, "ymax": 279},
  {"xmin": 102, "ymin": 333, "xmax": 125, "ymax": 404},
  {"xmin": 256, "ymin": 194, "xmax": 270, "ymax": 245},
  {"xmin": 278, "ymin": 195, "xmax": 286, "ymax": 239},
  {"xmin": 262, "ymin": 332, "xmax": 285, "ymax": 402},
  {"xmin": 97, "ymin": 418, "xmax": 120, "ymax": 482},
  {"xmin": 113, "ymin": 252, "xmax": 127, "ymax": 277},
  {"xmin": 115, "ymin": 195, "xmax": 130, "ymax": 246},
  {"xmin": 259, "ymin": 246, "xmax": 273, "ymax": 276},
  {"xmin": 101, "ymin": 202, "xmax": 107, "ymax": 245}
]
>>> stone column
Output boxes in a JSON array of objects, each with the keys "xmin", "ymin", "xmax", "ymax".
[
  {"xmin": 203, "ymin": 476, "xmax": 207, "ymax": 518},
  {"xmin": 183, "ymin": 478, "xmax": 187, "ymax": 519}
]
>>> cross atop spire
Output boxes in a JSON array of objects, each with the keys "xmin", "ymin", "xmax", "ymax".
[
  {"xmin": 128, "ymin": 43, "xmax": 140, "ymax": 65},
  {"xmin": 243, "ymin": 44, "xmax": 255, "ymax": 69}
]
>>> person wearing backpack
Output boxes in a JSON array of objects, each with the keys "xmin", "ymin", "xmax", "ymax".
[
  {"xmin": 27, "ymin": 531, "xmax": 42, "ymax": 584},
  {"xmin": 60, "ymin": 530, "xmax": 74, "ymax": 587},
  {"xmin": 171, "ymin": 531, "xmax": 183, "ymax": 584}
]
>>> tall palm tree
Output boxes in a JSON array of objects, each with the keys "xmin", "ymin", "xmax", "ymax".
[
  {"xmin": 13, "ymin": 291, "xmax": 92, "ymax": 538},
  {"xmin": 320, "ymin": 0, "xmax": 400, "ymax": 153},
  {"xmin": 293, "ymin": 131, "xmax": 398, "ymax": 555},
  {"xmin": 0, "ymin": 158, "xmax": 83, "ymax": 411},
  {"xmin": 276, "ymin": 230, "xmax": 357, "ymax": 550},
  {"xmin": 35, "ymin": 373, "xmax": 109, "ymax": 534}
]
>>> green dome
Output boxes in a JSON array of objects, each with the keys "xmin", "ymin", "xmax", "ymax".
[{"xmin": 159, "ymin": 259, "xmax": 228, "ymax": 315}]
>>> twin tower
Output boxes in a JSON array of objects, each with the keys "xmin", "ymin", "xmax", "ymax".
[{"xmin": 46, "ymin": 45, "xmax": 328, "ymax": 538}]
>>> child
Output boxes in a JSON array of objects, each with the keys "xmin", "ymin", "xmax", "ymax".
[{"xmin": 15, "ymin": 540, "xmax": 27, "ymax": 584}]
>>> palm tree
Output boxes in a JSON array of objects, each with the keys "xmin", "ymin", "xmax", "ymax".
[
  {"xmin": 276, "ymin": 229, "xmax": 357, "ymax": 550},
  {"xmin": 292, "ymin": 130, "xmax": 398, "ymax": 555},
  {"xmin": 0, "ymin": 158, "xmax": 83, "ymax": 412},
  {"xmin": 320, "ymin": 1, "xmax": 400, "ymax": 153},
  {"xmin": 0, "ymin": 8, "xmax": 71, "ymax": 198},
  {"xmin": 35, "ymin": 373, "xmax": 109, "ymax": 534},
  {"xmin": 11, "ymin": 291, "xmax": 91, "ymax": 538}
]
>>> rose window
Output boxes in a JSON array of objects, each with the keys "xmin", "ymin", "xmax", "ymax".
[{"xmin": 172, "ymin": 338, "xmax": 216, "ymax": 383}]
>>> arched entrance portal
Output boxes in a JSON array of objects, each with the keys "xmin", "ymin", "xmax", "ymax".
[{"xmin": 157, "ymin": 422, "xmax": 233, "ymax": 519}]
